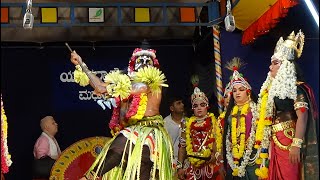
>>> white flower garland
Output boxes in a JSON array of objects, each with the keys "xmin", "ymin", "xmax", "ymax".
[
  {"xmin": 268, "ymin": 60, "xmax": 297, "ymax": 101},
  {"xmin": 256, "ymin": 59, "xmax": 296, "ymax": 154},
  {"xmin": 226, "ymin": 101, "xmax": 258, "ymax": 177},
  {"xmin": 254, "ymin": 59, "xmax": 296, "ymax": 177}
]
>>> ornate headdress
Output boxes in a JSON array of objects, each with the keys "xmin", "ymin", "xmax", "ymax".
[
  {"xmin": 191, "ymin": 87, "xmax": 209, "ymax": 105},
  {"xmin": 128, "ymin": 48, "xmax": 160, "ymax": 75},
  {"xmin": 190, "ymin": 75, "xmax": 208, "ymax": 105},
  {"xmin": 266, "ymin": 30, "xmax": 304, "ymax": 100},
  {"xmin": 271, "ymin": 30, "xmax": 305, "ymax": 62},
  {"xmin": 225, "ymin": 57, "xmax": 251, "ymax": 90}
]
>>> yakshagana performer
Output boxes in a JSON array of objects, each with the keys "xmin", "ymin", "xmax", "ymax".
[
  {"xmin": 70, "ymin": 45, "xmax": 174, "ymax": 180},
  {"xmin": 177, "ymin": 76, "xmax": 224, "ymax": 180},
  {"xmin": 253, "ymin": 30, "xmax": 319, "ymax": 180},
  {"xmin": 223, "ymin": 58, "xmax": 259, "ymax": 180}
]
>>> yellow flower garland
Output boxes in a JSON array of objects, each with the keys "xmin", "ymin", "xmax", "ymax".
[
  {"xmin": 255, "ymin": 166, "xmax": 268, "ymax": 179},
  {"xmin": 254, "ymin": 88, "xmax": 272, "ymax": 149},
  {"xmin": 104, "ymin": 70, "xmax": 131, "ymax": 100},
  {"xmin": 255, "ymin": 87, "xmax": 272, "ymax": 178},
  {"xmin": 226, "ymin": 101, "xmax": 258, "ymax": 177},
  {"xmin": 74, "ymin": 68, "xmax": 90, "ymax": 87},
  {"xmin": 185, "ymin": 113, "xmax": 216, "ymax": 167},
  {"xmin": 129, "ymin": 93, "xmax": 148, "ymax": 122},
  {"xmin": 231, "ymin": 103, "xmax": 249, "ymax": 164},
  {"xmin": 216, "ymin": 111, "xmax": 226, "ymax": 154},
  {"xmin": 133, "ymin": 66, "xmax": 168, "ymax": 94}
]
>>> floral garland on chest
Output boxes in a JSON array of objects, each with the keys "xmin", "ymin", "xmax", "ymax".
[
  {"xmin": 254, "ymin": 77, "xmax": 273, "ymax": 179},
  {"xmin": 215, "ymin": 111, "xmax": 226, "ymax": 155},
  {"xmin": 185, "ymin": 113, "xmax": 217, "ymax": 168},
  {"xmin": 107, "ymin": 66, "xmax": 168, "ymax": 135},
  {"xmin": 226, "ymin": 101, "xmax": 258, "ymax": 177}
]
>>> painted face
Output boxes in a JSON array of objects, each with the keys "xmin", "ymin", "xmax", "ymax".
[
  {"xmin": 134, "ymin": 55, "xmax": 154, "ymax": 71},
  {"xmin": 269, "ymin": 59, "xmax": 281, "ymax": 78},
  {"xmin": 171, "ymin": 100, "xmax": 185, "ymax": 114},
  {"xmin": 232, "ymin": 84, "xmax": 249, "ymax": 105},
  {"xmin": 192, "ymin": 99, "xmax": 208, "ymax": 118}
]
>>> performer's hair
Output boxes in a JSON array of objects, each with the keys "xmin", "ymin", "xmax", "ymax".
[{"xmin": 293, "ymin": 61, "xmax": 305, "ymax": 82}]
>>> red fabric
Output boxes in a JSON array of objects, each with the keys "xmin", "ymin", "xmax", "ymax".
[
  {"xmin": 241, "ymin": 0, "xmax": 298, "ymax": 45},
  {"xmin": 64, "ymin": 152, "xmax": 95, "ymax": 179},
  {"xmin": 299, "ymin": 83, "xmax": 319, "ymax": 119},
  {"xmin": 268, "ymin": 131, "xmax": 300, "ymax": 180}
]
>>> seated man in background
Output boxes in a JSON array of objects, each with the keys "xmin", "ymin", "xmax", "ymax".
[{"xmin": 33, "ymin": 116, "xmax": 61, "ymax": 178}]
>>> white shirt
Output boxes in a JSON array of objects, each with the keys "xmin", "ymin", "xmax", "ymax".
[{"xmin": 163, "ymin": 114, "xmax": 183, "ymax": 164}]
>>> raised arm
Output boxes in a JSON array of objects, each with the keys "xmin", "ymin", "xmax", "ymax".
[{"xmin": 70, "ymin": 51, "xmax": 108, "ymax": 94}]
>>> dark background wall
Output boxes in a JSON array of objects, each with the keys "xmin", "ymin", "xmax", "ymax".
[
  {"xmin": 1, "ymin": 40, "xmax": 195, "ymax": 180},
  {"xmin": 1, "ymin": 2, "xmax": 319, "ymax": 180}
]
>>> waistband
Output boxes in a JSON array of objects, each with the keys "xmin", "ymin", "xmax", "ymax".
[
  {"xmin": 133, "ymin": 115, "xmax": 164, "ymax": 127},
  {"xmin": 272, "ymin": 120, "xmax": 296, "ymax": 133}
]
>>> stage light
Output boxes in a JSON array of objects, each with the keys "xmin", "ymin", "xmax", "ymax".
[
  {"xmin": 303, "ymin": 0, "xmax": 319, "ymax": 27},
  {"xmin": 23, "ymin": 0, "xmax": 34, "ymax": 29},
  {"xmin": 224, "ymin": 0, "xmax": 235, "ymax": 32}
]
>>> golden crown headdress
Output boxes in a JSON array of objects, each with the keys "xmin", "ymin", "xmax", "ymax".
[
  {"xmin": 271, "ymin": 30, "xmax": 305, "ymax": 62},
  {"xmin": 225, "ymin": 57, "xmax": 251, "ymax": 90},
  {"xmin": 191, "ymin": 87, "xmax": 209, "ymax": 105},
  {"xmin": 190, "ymin": 75, "xmax": 208, "ymax": 105}
]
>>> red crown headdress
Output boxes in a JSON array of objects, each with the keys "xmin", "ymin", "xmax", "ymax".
[{"xmin": 128, "ymin": 48, "xmax": 160, "ymax": 75}]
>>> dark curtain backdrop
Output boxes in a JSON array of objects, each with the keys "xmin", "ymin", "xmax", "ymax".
[
  {"xmin": 1, "ymin": 3, "xmax": 319, "ymax": 180},
  {"xmin": 1, "ymin": 40, "xmax": 194, "ymax": 180}
]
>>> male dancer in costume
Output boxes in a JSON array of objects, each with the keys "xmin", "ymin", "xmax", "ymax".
[{"xmin": 70, "ymin": 45, "xmax": 174, "ymax": 180}]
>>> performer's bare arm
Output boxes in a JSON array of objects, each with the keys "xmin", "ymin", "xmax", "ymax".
[
  {"xmin": 70, "ymin": 51, "xmax": 108, "ymax": 94},
  {"xmin": 289, "ymin": 109, "xmax": 308, "ymax": 164}
]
